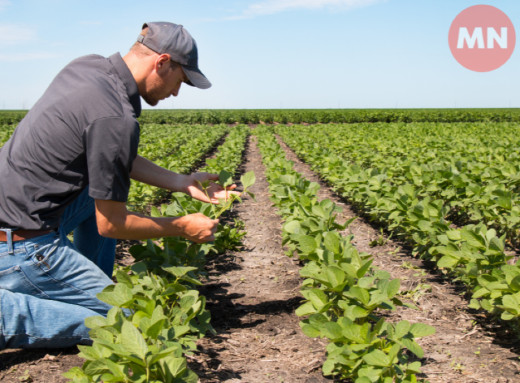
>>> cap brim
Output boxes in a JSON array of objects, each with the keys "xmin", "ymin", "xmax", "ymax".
[{"xmin": 183, "ymin": 66, "xmax": 212, "ymax": 89}]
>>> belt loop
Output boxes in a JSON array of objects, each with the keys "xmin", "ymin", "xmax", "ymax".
[{"xmin": 0, "ymin": 229, "xmax": 14, "ymax": 254}]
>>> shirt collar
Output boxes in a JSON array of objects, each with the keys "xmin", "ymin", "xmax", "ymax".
[{"xmin": 108, "ymin": 52, "xmax": 142, "ymax": 118}]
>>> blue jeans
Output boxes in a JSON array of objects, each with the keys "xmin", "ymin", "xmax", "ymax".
[{"xmin": 0, "ymin": 188, "xmax": 117, "ymax": 349}]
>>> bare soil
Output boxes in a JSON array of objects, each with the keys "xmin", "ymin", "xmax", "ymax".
[
  {"xmin": 1, "ymin": 130, "xmax": 520, "ymax": 383},
  {"xmin": 188, "ymin": 134, "xmax": 330, "ymax": 382}
]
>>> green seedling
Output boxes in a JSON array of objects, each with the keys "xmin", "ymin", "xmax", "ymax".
[{"xmin": 198, "ymin": 170, "xmax": 256, "ymax": 219}]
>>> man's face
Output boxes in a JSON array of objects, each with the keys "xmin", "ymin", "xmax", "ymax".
[{"xmin": 142, "ymin": 60, "xmax": 188, "ymax": 106}]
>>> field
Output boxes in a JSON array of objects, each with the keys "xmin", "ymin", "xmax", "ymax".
[{"xmin": 1, "ymin": 109, "xmax": 520, "ymax": 382}]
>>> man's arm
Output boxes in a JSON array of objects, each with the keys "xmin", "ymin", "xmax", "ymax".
[
  {"xmin": 130, "ymin": 155, "xmax": 190, "ymax": 192},
  {"xmin": 95, "ymin": 199, "xmax": 218, "ymax": 243}
]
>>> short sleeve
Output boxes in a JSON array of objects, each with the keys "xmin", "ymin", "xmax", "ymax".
[{"xmin": 85, "ymin": 116, "xmax": 139, "ymax": 202}]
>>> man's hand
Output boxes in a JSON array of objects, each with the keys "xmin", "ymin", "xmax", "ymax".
[
  {"xmin": 185, "ymin": 172, "xmax": 240, "ymax": 204},
  {"xmin": 130, "ymin": 157, "xmax": 240, "ymax": 204},
  {"xmin": 95, "ymin": 200, "xmax": 218, "ymax": 242},
  {"xmin": 176, "ymin": 213, "xmax": 219, "ymax": 243}
]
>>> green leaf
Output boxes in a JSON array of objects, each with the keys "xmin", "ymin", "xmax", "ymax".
[
  {"xmin": 394, "ymin": 320, "xmax": 411, "ymax": 338},
  {"xmin": 501, "ymin": 311, "xmax": 516, "ymax": 321},
  {"xmin": 347, "ymin": 286, "xmax": 370, "ymax": 306},
  {"xmin": 283, "ymin": 220, "xmax": 302, "ymax": 234},
  {"xmin": 307, "ymin": 289, "xmax": 329, "ymax": 310},
  {"xmin": 437, "ymin": 254, "xmax": 459, "ymax": 269},
  {"xmin": 341, "ymin": 321, "xmax": 367, "ymax": 343},
  {"xmin": 386, "ymin": 278, "xmax": 401, "ymax": 298},
  {"xmin": 355, "ymin": 377, "xmax": 374, "ymax": 383},
  {"xmin": 509, "ymin": 275, "xmax": 520, "ymax": 292},
  {"xmin": 343, "ymin": 304, "xmax": 369, "ymax": 321},
  {"xmin": 406, "ymin": 361, "xmax": 423, "ymax": 374},
  {"xmin": 323, "ymin": 231, "xmax": 340, "ymax": 253},
  {"xmin": 296, "ymin": 235, "xmax": 318, "ymax": 254},
  {"xmin": 362, "ymin": 349, "xmax": 391, "ymax": 367},
  {"xmin": 161, "ymin": 266, "xmax": 198, "ymax": 278},
  {"xmin": 218, "ymin": 170, "xmax": 233, "ymax": 187},
  {"xmin": 114, "ymin": 269, "xmax": 134, "ymax": 287},
  {"xmin": 146, "ymin": 318, "xmax": 166, "ymax": 339},
  {"xmin": 147, "ymin": 345, "xmax": 183, "ymax": 365},
  {"xmin": 77, "ymin": 345, "xmax": 102, "ymax": 361},
  {"xmin": 501, "ymin": 294, "xmax": 520, "ymax": 314},
  {"xmin": 357, "ymin": 259, "xmax": 373, "ymax": 279},
  {"xmin": 446, "ymin": 229, "xmax": 461, "ymax": 241},
  {"xmin": 325, "ymin": 266, "xmax": 346, "ymax": 289},
  {"xmin": 295, "ymin": 301, "xmax": 316, "ymax": 316},
  {"xmin": 241, "ymin": 171, "xmax": 256, "ymax": 189},
  {"xmin": 62, "ymin": 367, "xmax": 89, "ymax": 381},
  {"xmin": 320, "ymin": 321, "xmax": 343, "ymax": 340},
  {"xmin": 121, "ymin": 321, "xmax": 148, "ymax": 361},
  {"xmin": 150, "ymin": 206, "xmax": 161, "ymax": 218},
  {"xmin": 100, "ymin": 358, "xmax": 125, "ymax": 380},
  {"xmin": 83, "ymin": 359, "xmax": 110, "ymax": 376},
  {"xmin": 311, "ymin": 205, "xmax": 327, "ymax": 219},
  {"xmin": 461, "ymin": 229, "xmax": 486, "ymax": 248},
  {"xmin": 300, "ymin": 323, "xmax": 321, "ymax": 338},
  {"xmin": 401, "ymin": 338, "xmax": 424, "ymax": 358},
  {"xmin": 97, "ymin": 283, "xmax": 133, "ymax": 307},
  {"xmin": 159, "ymin": 355, "xmax": 188, "ymax": 378},
  {"xmin": 84, "ymin": 315, "xmax": 107, "ymax": 330}
]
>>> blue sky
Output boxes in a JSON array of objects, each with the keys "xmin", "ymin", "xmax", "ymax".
[{"xmin": 1, "ymin": 0, "xmax": 519, "ymax": 109}]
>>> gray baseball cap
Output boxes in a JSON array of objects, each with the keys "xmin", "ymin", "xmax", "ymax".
[{"xmin": 137, "ymin": 22, "xmax": 211, "ymax": 89}]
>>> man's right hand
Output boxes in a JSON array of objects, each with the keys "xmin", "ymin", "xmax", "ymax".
[
  {"xmin": 95, "ymin": 199, "xmax": 219, "ymax": 242},
  {"xmin": 176, "ymin": 213, "xmax": 219, "ymax": 243}
]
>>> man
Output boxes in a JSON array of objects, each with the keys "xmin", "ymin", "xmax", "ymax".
[{"xmin": 0, "ymin": 22, "xmax": 230, "ymax": 349}]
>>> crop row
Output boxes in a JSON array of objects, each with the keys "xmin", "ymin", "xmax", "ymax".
[
  {"xmin": 0, "ymin": 124, "xmax": 15, "ymax": 148},
  {"xmin": 65, "ymin": 125, "xmax": 253, "ymax": 382},
  {"xmin": 136, "ymin": 109, "xmax": 520, "ymax": 125},
  {"xmin": 282, "ymin": 122, "xmax": 520, "ymax": 246},
  {"xmin": 2, "ymin": 108, "xmax": 520, "ymax": 127},
  {"xmin": 256, "ymin": 127, "xmax": 434, "ymax": 382},
  {"xmin": 277, "ymin": 124, "xmax": 520, "ymax": 328}
]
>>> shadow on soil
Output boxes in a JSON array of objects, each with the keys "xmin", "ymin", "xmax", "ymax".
[{"xmin": 0, "ymin": 347, "xmax": 79, "ymax": 372}]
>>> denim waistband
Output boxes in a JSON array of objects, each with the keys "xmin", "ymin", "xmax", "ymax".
[{"xmin": 0, "ymin": 229, "xmax": 57, "ymax": 255}]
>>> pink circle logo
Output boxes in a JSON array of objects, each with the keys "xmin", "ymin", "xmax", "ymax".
[{"xmin": 448, "ymin": 5, "xmax": 516, "ymax": 72}]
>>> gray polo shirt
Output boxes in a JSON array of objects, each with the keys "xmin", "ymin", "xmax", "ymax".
[{"xmin": 0, "ymin": 53, "xmax": 141, "ymax": 230}]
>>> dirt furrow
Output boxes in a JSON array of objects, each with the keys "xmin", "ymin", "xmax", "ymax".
[
  {"xmin": 277, "ymin": 135, "xmax": 520, "ymax": 383},
  {"xmin": 190, "ymin": 134, "xmax": 330, "ymax": 382}
]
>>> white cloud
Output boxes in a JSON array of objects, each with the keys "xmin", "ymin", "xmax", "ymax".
[
  {"xmin": 230, "ymin": 0, "xmax": 385, "ymax": 19},
  {"xmin": 0, "ymin": 24, "xmax": 36, "ymax": 45},
  {"xmin": 0, "ymin": 52, "xmax": 58, "ymax": 62}
]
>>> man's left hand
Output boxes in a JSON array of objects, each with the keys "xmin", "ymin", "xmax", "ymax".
[{"xmin": 185, "ymin": 172, "xmax": 240, "ymax": 204}]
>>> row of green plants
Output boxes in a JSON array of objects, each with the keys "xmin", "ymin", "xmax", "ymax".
[
  {"xmin": 277, "ymin": 124, "xmax": 520, "ymax": 329},
  {"xmin": 137, "ymin": 124, "xmax": 192, "ymax": 160},
  {"xmin": 0, "ymin": 110, "xmax": 27, "ymax": 125},
  {"xmin": 136, "ymin": 109, "xmax": 520, "ymax": 125},
  {"xmin": 2, "ymin": 108, "xmax": 520, "ymax": 127},
  {"xmin": 256, "ymin": 127, "xmax": 434, "ymax": 383},
  {"xmin": 0, "ymin": 124, "xmax": 15, "ymax": 147},
  {"xmin": 285, "ymin": 122, "xmax": 520, "ymax": 247},
  {"xmin": 64, "ymin": 127, "xmax": 254, "ymax": 382}
]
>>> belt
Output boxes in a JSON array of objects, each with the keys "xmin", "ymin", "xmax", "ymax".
[{"xmin": 0, "ymin": 229, "xmax": 53, "ymax": 242}]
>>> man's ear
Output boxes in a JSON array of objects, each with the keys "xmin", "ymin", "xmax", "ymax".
[{"xmin": 155, "ymin": 54, "xmax": 171, "ymax": 71}]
